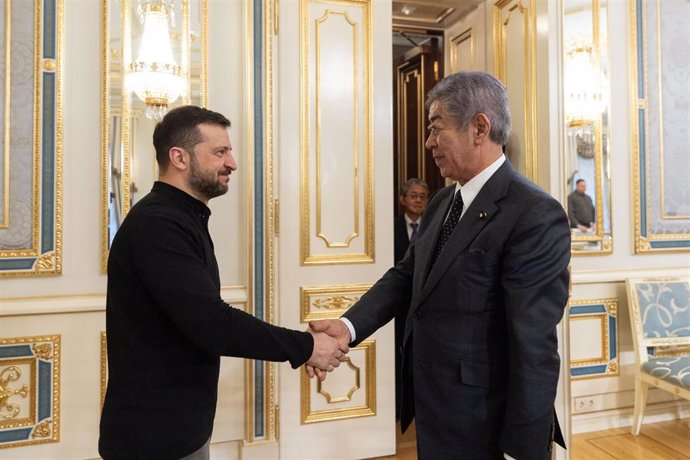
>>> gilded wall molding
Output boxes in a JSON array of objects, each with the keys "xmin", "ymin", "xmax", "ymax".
[
  {"xmin": 0, "ymin": 335, "xmax": 60, "ymax": 449},
  {"xmin": 630, "ymin": 0, "xmax": 690, "ymax": 253},
  {"xmin": 300, "ymin": 283, "xmax": 371, "ymax": 322},
  {"xmin": 300, "ymin": 339, "xmax": 375, "ymax": 424},
  {"xmin": 0, "ymin": 0, "xmax": 63, "ymax": 277},
  {"xmin": 450, "ymin": 27, "xmax": 474, "ymax": 73},
  {"xmin": 568, "ymin": 298, "xmax": 618, "ymax": 379},
  {"xmin": 101, "ymin": 0, "xmax": 209, "ymax": 272},
  {"xmin": 493, "ymin": 0, "xmax": 537, "ymax": 182},
  {"xmin": 300, "ymin": 0, "xmax": 374, "ymax": 265}
]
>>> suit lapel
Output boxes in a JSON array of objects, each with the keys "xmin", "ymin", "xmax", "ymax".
[{"xmin": 415, "ymin": 161, "xmax": 515, "ymax": 308}]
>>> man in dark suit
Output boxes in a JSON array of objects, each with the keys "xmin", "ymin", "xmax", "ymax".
[
  {"xmin": 308, "ymin": 72, "xmax": 570, "ymax": 459},
  {"xmin": 394, "ymin": 178, "xmax": 429, "ymax": 264},
  {"xmin": 393, "ymin": 178, "xmax": 429, "ymax": 419}
]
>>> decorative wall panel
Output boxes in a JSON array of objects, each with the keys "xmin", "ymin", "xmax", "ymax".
[
  {"xmin": 300, "ymin": 339, "xmax": 375, "ymax": 423},
  {"xmin": 0, "ymin": 335, "xmax": 60, "ymax": 449},
  {"xmin": 630, "ymin": 0, "xmax": 690, "ymax": 252},
  {"xmin": 300, "ymin": 284, "xmax": 370, "ymax": 322},
  {"xmin": 493, "ymin": 0, "xmax": 537, "ymax": 181},
  {"xmin": 568, "ymin": 298, "xmax": 618, "ymax": 379},
  {"xmin": 450, "ymin": 28, "xmax": 473, "ymax": 73},
  {"xmin": 300, "ymin": 0, "xmax": 373, "ymax": 264},
  {"xmin": 0, "ymin": 0, "xmax": 63, "ymax": 276}
]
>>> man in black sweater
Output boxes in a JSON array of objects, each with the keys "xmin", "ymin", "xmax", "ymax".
[{"xmin": 99, "ymin": 106, "xmax": 347, "ymax": 460}]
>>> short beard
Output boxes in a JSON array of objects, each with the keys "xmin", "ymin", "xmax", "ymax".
[{"xmin": 188, "ymin": 154, "xmax": 228, "ymax": 201}]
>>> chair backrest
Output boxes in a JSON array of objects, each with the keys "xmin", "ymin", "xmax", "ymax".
[{"xmin": 626, "ymin": 277, "xmax": 690, "ymax": 361}]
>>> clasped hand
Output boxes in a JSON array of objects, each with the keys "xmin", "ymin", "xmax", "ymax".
[{"xmin": 305, "ymin": 319, "xmax": 352, "ymax": 381}]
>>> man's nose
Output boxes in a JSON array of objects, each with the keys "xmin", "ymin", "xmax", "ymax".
[
  {"xmin": 425, "ymin": 133, "xmax": 435, "ymax": 150},
  {"xmin": 225, "ymin": 152, "xmax": 238, "ymax": 171}
]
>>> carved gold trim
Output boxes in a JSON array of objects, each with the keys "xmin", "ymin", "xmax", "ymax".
[
  {"xmin": 568, "ymin": 298, "xmax": 619, "ymax": 380},
  {"xmin": 300, "ymin": 284, "xmax": 371, "ymax": 322},
  {"xmin": 301, "ymin": 339, "xmax": 376, "ymax": 423},
  {"xmin": 493, "ymin": 0, "xmax": 537, "ymax": 181},
  {"xmin": 100, "ymin": 331, "xmax": 107, "ymax": 409},
  {"xmin": 315, "ymin": 10, "xmax": 359, "ymax": 249},
  {"xmin": 264, "ymin": 0, "xmax": 277, "ymax": 442},
  {"xmin": 1, "ymin": 0, "xmax": 10, "ymax": 230},
  {"xmin": 0, "ymin": 359, "xmax": 35, "ymax": 428},
  {"xmin": 101, "ymin": 0, "xmax": 210, "ymax": 271},
  {"xmin": 316, "ymin": 357, "xmax": 360, "ymax": 403},
  {"xmin": 630, "ymin": 0, "xmax": 690, "ymax": 252},
  {"xmin": 0, "ymin": 335, "xmax": 60, "ymax": 448},
  {"xmin": 449, "ymin": 27, "xmax": 474, "ymax": 73},
  {"xmin": 300, "ymin": 0, "xmax": 374, "ymax": 265}
]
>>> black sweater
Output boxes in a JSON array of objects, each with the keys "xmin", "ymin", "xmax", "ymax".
[{"xmin": 99, "ymin": 182, "xmax": 312, "ymax": 459}]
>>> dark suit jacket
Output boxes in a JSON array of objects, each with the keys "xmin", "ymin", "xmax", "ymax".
[
  {"xmin": 344, "ymin": 161, "xmax": 570, "ymax": 460},
  {"xmin": 394, "ymin": 215, "xmax": 411, "ymax": 264}
]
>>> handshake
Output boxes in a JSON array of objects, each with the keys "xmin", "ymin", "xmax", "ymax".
[{"xmin": 305, "ymin": 319, "xmax": 352, "ymax": 381}]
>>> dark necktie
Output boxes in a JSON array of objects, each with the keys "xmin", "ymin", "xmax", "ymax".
[
  {"xmin": 410, "ymin": 222, "xmax": 419, "ymax": 242},
  {"xmin": 432, "ymin": 190, "xmax": 463, "ymax": 265}
]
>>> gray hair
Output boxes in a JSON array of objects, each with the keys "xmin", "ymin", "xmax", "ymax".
[
  {"xmin": 400, "ymin": 178, "xmax": 429, "ymax": 196},
  {"xmin": 425, "ymin": 71, "xmax": 511, "ymax": 145}
]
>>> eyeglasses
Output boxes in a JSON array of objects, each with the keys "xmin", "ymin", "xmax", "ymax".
[{"xmin": 406, "ymin": 193, "xmax": 428, "ymax": 201}]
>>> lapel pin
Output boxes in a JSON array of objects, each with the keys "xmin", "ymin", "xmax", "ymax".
[{"xmin": 479, "ymin": 211, "xmax": 487, "ymax": 220}]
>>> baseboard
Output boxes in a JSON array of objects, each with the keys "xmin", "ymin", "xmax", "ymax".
[{"xmin": 571, "ymin": 400, "xmax": 690, "ymax": 434}]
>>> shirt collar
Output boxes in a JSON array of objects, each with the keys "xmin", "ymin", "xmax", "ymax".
[
  {"xmin": 454, "ymin": 155, "xmax": 505, "ymax": 215},
  {"xmin": 404, "ymin": 213, "xmax": 421, "ymax": 226},
  {"xmin": 152, "ymin": 181, "xmax": 212, "ymax": 218}
]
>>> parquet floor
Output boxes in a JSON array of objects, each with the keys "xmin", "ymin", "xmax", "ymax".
[{"xmin": 374, "ymin": 419, "xmax": 690, "ymax": 459}]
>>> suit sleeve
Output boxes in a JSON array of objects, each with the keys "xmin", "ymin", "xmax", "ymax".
[
  {"xmin": 499, "ymin": 196, "xmax": 570, "ymax": 460},
  {"xmin": 126, "ymin": 213, "xmax": 313, "ymax": 368}
]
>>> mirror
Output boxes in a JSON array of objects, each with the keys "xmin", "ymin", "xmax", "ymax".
[
  {"xmin": 102, "ymin": 0, "xmax": 207, "ymax": 270},
  {"xmin": 563, "ymin": 0, "xmax": 612, "ymax": 255}
]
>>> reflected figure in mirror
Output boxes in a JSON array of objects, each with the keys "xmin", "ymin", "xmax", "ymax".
[{"xmin": 567, "ymin": 179, "xmax": 595, "ymax": 232}]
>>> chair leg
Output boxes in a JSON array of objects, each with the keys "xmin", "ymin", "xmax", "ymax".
[{"xmin": 631, "ymin": 378, "xmax": 649, "ymax": 435}]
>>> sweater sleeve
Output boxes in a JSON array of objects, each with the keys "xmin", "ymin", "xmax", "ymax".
[{"xmin": 125, "ymin": 212, "xmax": 313, "ymax": 368}]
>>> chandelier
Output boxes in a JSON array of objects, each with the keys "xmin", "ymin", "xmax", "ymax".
[
  {"xmin": 127, "ymin": 0, "xmax": 186, "ymax": 119},
  {"xmin": 564, "ymin": 39, "xmax": 604, "ymax": 125}
]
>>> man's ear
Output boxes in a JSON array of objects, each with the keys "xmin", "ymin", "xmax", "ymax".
[
  {"xmin": 472, "ymin": 113, "xmax": 491, "ymax": 144},
  {"xmin": 168, "ymin": 147, "xmax": 189, "ymax": 171}
]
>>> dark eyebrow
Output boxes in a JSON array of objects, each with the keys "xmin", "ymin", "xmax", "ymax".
[{"xmin": 429, "ymin": 115, "xmax": 441, "ymax": 123}]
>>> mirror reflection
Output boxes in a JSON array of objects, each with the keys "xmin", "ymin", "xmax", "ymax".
[
  {"xmin": 103, "ymin": 0, "xmax": 207, "ymax": 267},
  {"xmin": 563, "ymin": 0, "xmax": 612, "ymax": 254}
]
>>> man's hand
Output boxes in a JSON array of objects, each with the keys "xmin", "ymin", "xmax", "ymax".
[
  {"xmin": 306, "ymin": 330, "xmax": 349, "ymax": 378},
  {"xmin": 305, "ymin": 319, "xmax": 352, "ymax": 380}
]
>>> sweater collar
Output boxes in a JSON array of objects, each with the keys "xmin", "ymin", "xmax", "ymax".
[{"xmin": 152, "ymin": 181, "xmax": 212, "ymax": 218}]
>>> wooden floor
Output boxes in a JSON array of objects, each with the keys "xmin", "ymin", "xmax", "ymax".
[{"xmin": 374, "ymin": 419, "xmax": 690, "ymax": 460}]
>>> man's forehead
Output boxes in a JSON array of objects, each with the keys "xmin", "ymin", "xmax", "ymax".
[{"xmin": 428, "ymin": 101, "xmax": 447, "ymax": 120}]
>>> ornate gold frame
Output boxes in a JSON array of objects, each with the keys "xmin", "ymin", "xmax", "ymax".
[
  {"xmin": 300, "ymin": 283, "xmax": 371, "ymax": 322},
  {"xmin": 567, "ymin": 298, "xmax": 618, "ymax": 380},
  {"xmin": 449, "ymin": 27, "xmax": 474, "ymax": 72},
  {"xmin": 300, "ymin": 0, "xmax": 374, "ymax": 265},
  {"xmin": 0, "ymin": 0, "xmax": 63, "ymax": 277},
  {"xmin": 100, "ymin": 0, "xmax": 209, "ymax": 272},
  {"xmin": 562, "ymin": 0, "xmax": 613, "ymax": 256},
  {"xmin": 300, "ymin": 339, "xmax": 376, "ymax": 424},
  {"xmin": 493, "ymin": 0, "xmax": 537, "ymax": 181},
  {"xmin": 629, "ymin": 0, "xmax": 690, "ymax": 253},
  {"xmin": 0, "ymin": 335, "xmax": 61, "ymax": 449}
]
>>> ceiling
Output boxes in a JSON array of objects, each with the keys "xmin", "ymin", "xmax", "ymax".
[{"xmin": 392, "ymin": 0, "xmax": 482, "ymax": 30}]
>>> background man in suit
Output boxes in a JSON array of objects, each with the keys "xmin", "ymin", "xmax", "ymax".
[
  {"xmin": 99, "ymin": 106, "xmax": 346, "ymax": 460},
  {"xmin": 567, "ymin": 178, "xmax": 595, "ymax": 232},
  {"xmin": 395, "ymin": 178, "xmax": 430, "ymax": 264},
  {"xmin": 308, "ymin": 72, "xmax": 570, "ymax": 460},
  {"xmin": 393, "ymin": 178, "xmax": 429, "ymax": 420}
]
